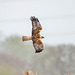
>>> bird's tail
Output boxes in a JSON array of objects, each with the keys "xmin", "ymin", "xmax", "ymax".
[{"xmin": 22, "ymin": 36, "xmax": 32, "ymax": 41}]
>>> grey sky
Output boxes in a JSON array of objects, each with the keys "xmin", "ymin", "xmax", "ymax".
[{"xmin": 0, "ymin": 0, "xmax": 75, "ymax": 45}]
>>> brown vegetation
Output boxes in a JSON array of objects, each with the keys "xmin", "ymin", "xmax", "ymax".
[{"xmin": 24, "ymin": 71, "xmax": 39, "ymax": 75}]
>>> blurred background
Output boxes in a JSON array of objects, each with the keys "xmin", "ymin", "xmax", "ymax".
[{"xmin": 0, "ymin": 0, "xmax": 75, "ymax": 75}]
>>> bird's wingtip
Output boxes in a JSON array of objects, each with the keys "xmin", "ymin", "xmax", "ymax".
[
  {"xmin": 30, "ymin": 16, "xmax": 39, "ymax": 22},
  {"xmin": 30, "ymin": 16, "xmax": 35, "ymax": 21}
]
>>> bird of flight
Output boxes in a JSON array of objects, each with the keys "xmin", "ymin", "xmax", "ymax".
[{"xmin": 22, "ymin": 16, "xmax": 44, "ymax": 53}]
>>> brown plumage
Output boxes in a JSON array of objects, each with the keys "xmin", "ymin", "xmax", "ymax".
[{"xmin": 22, "ymin": 16, "xmax": 44, "ymax": 53}]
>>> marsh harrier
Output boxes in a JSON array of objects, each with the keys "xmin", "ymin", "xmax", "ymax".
[{"xmin": 22, "ymin": 16, "xmax": 44, "ymax": 53}]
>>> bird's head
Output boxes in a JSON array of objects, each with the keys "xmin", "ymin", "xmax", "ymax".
[{"xmin": 41, "ymin": 36, "xmax": 44, "ymax": 39}]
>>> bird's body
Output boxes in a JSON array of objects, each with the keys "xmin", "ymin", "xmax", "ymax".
[{"xmin": 22, "ymin": 16, "xmax": 44, "ymax": 53}]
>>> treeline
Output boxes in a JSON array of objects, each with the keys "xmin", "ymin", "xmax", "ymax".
[{"xmin": 0, "ymin": 35, "xmax": 75, "ymax": 75}]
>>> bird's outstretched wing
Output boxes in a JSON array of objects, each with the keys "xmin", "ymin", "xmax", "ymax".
[
  {"xmin": 30, "ymin": 16, "xmax": 42, "ymax": 35},
  {"xmin": 33, "ymin": 39, "xmax": 43, "ymax": 53},
  {"xmin": 30, "ymin": 16, "xmax": 44, "ymax": 53}
]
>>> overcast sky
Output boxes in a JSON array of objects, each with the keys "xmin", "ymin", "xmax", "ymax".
[{"xmin": 0, "ymin": 0, "xmax": 75, "ymax": 45}]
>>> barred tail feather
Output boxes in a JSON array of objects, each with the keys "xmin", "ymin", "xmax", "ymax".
[{"xmin": 22, "ymin": 36, "xmax": 32, "ymax": 41}]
